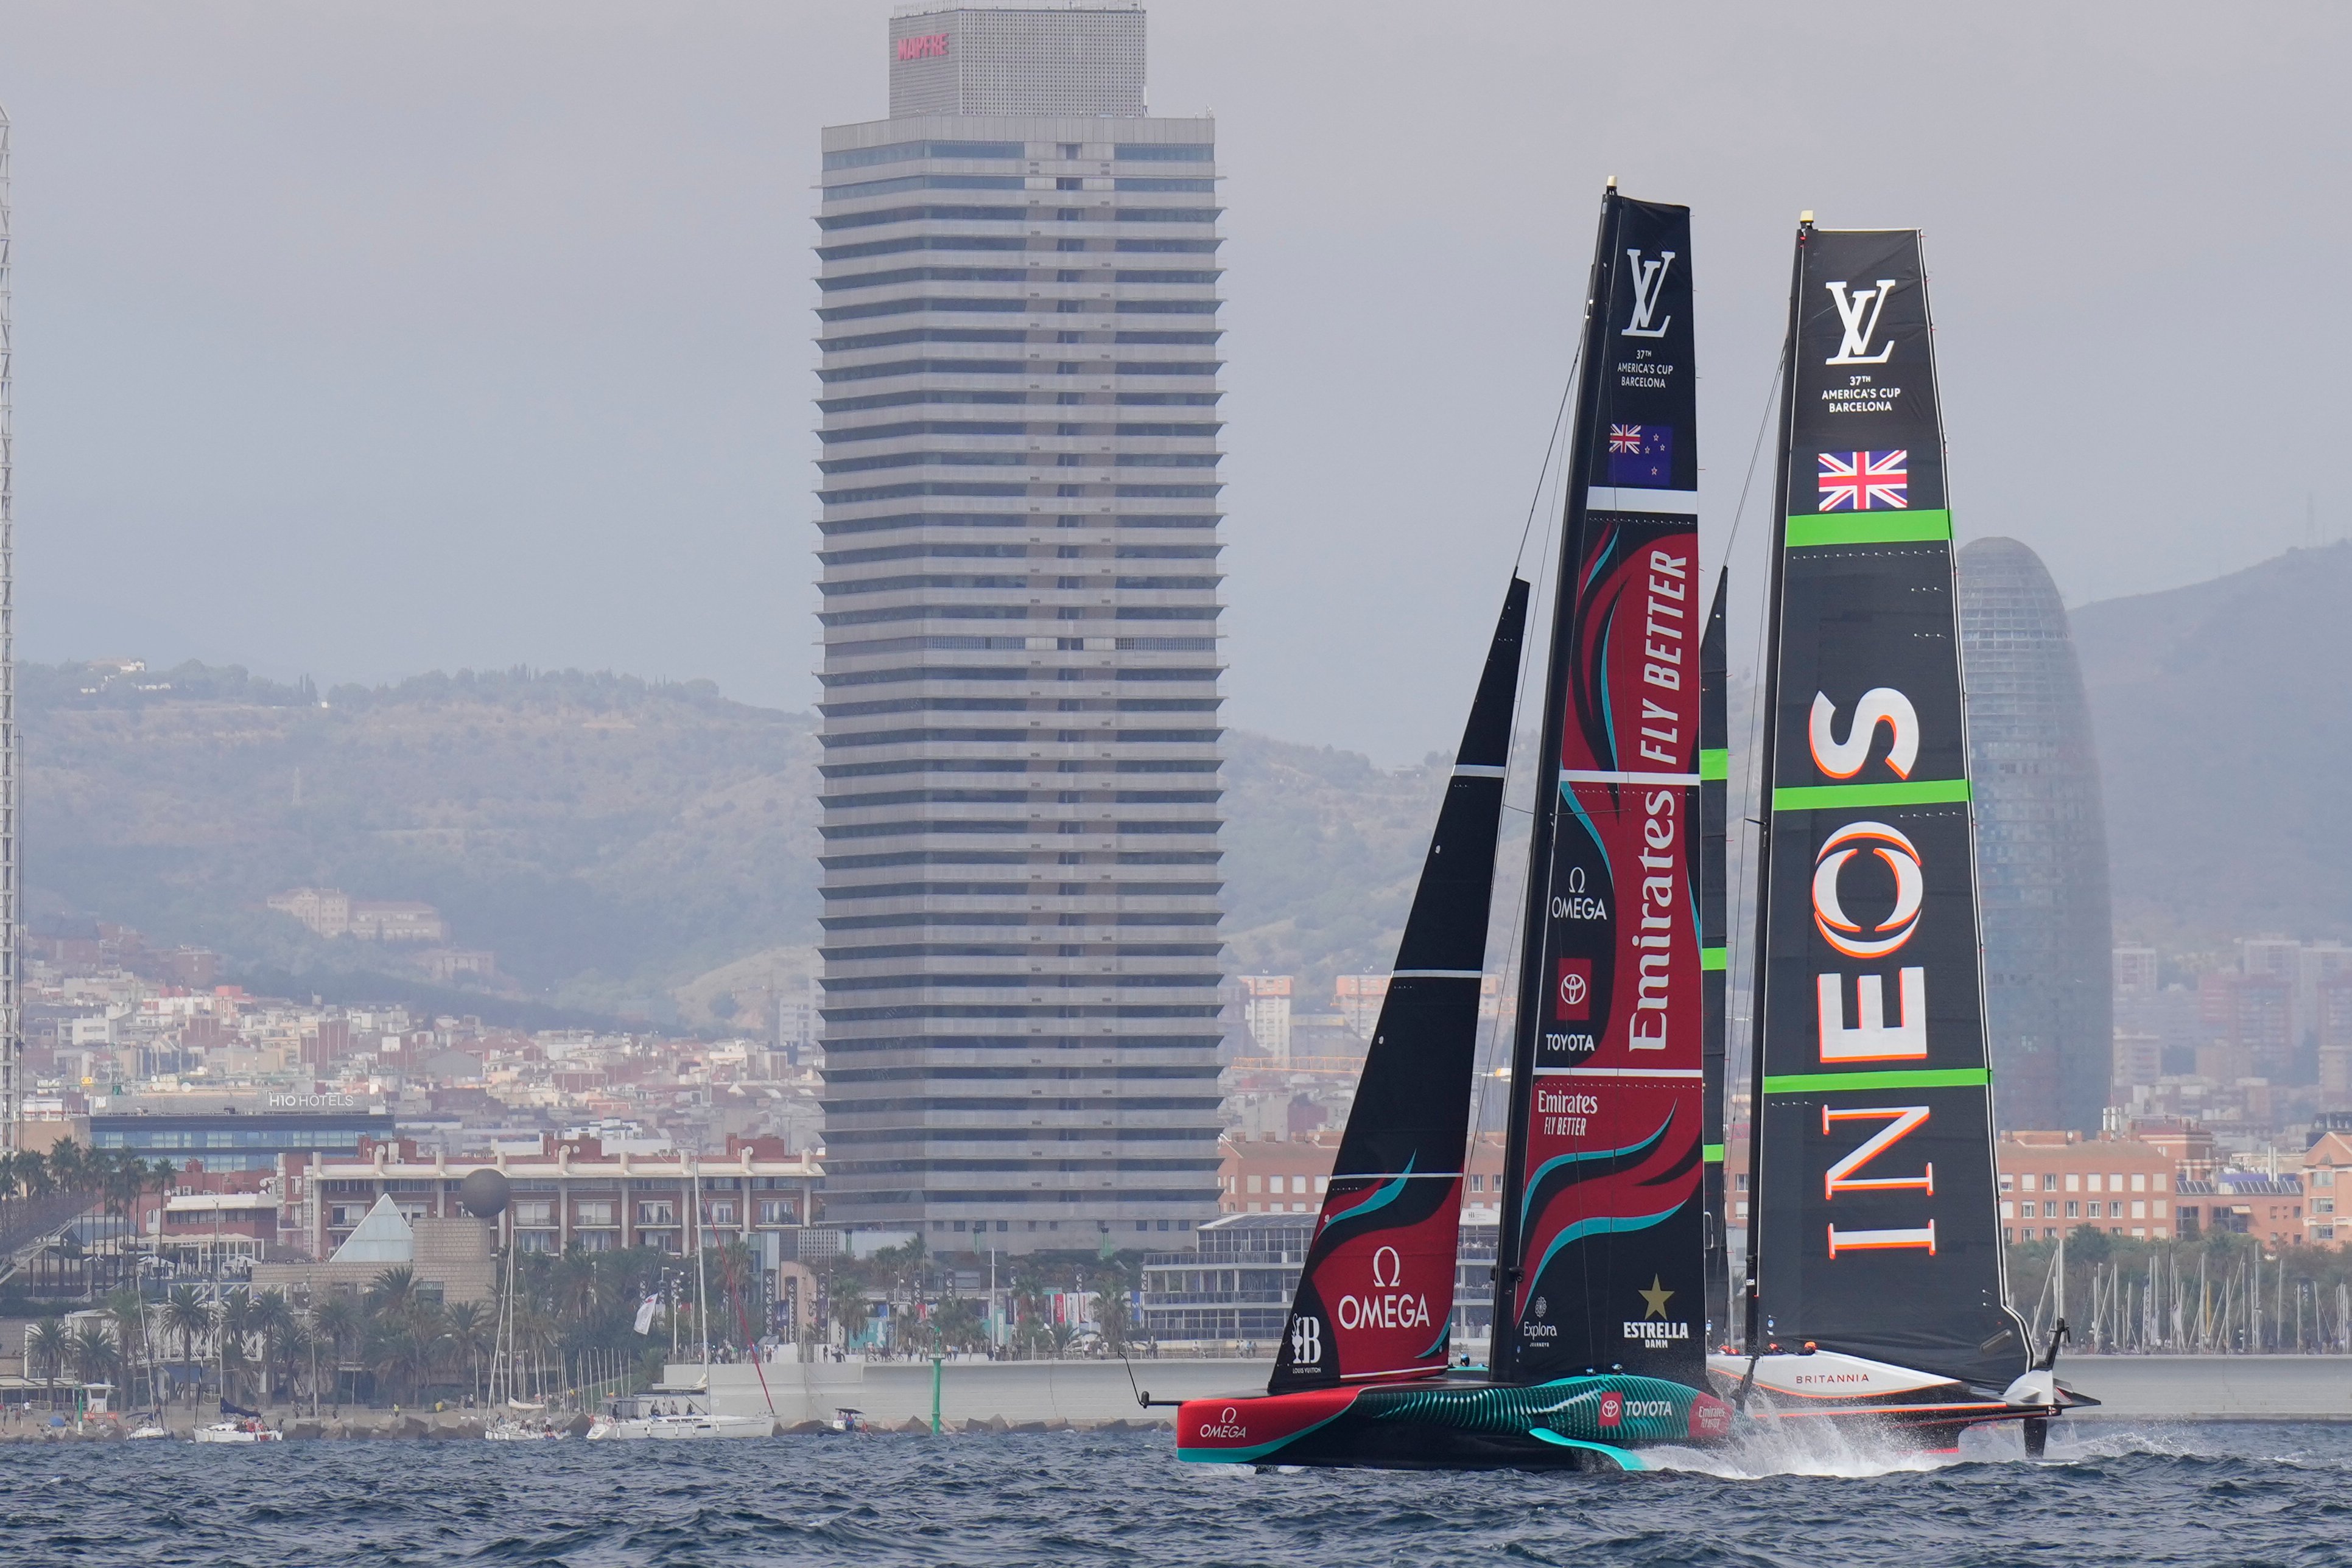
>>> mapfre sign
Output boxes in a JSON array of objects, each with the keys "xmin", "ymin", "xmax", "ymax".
[{"xmin": 896, "ymin": 33, "xmax": 949, "ymax": 61}]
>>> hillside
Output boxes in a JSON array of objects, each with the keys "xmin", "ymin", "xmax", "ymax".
[
  {"xmin": 22, "ymin": 663, "xmax": 826, "ymax": 1016},
  {"xmin": 19, "ymin": 663, "xmax": 1456, "ymax": 1018},
  {"xmin": 2071, "ymin": 541, "xmax": 2352, "ymax": 947}
]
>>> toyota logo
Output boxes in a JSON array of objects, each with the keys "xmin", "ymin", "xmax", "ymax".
[
  {"xmin": 1811, "ymin": 820, "xmax": 1923, "ymax": 959},
  {"xmin": 1559, "ymin": 970, "xmax": 1588, "ymax": 1009},
  {"xmin": 1371, "ymin": 1246, "xmax": 1402, "ymax": 1289}
]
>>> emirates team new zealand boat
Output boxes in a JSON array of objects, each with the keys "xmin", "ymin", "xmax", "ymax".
[
  {"xmin": 1704, "ymin": 215, "xmax": 2094, "ymax": 1456},
  {"xmin": 1178, "ymin": 185, "xmax": 1735, "ymax": 1472}
]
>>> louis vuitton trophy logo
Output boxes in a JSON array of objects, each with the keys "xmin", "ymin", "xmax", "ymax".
[
  {"xmin": 1825, "ymin": 279, "xmax": 1898, "ymax": 365},
  {"xmin": 1623, "ymin": 250, "xmax": 1676, "ymax": 339}
]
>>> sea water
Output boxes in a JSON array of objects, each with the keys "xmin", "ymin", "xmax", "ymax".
[{"xmin": 0, "ymin": 1423, "xmax": 2344, "ymax": 1566}]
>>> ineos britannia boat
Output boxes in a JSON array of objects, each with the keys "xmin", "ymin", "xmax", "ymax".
[{"xmin": 1710, "ymin": 217, "xmax": 2094, "ymax": 1455}]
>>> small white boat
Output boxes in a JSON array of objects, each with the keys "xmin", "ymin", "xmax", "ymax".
[
  {"xmin": 485, "ymin": 1418, "xmax": 566, "ymax": 1441},
  {"xmin": 127, "ymin": 1424, "xmax": 175, "ymax": 1441},
  {"xmin": 192, "ymin": 1419, "xmax": 283, "ymax": 1444},
  {"xmin": 587, "ymin": 1393, "xmax": 773, "ymax": 1442}
]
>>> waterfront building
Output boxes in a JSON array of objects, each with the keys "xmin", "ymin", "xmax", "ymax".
[
  {"xmin": 2303, "ymin": 1129, "xmax": 2352, "ymax": 1247},
  {"xmin": 814, "ymin": 5, "xmax": 1227, "ymax": 1247},
  {"xmin": 1217, "ymin": 1129, "xmax": 1508, "ymax": 1218},
  {"xmin": 90, "ymin": 1091, "xmax": 393, "ymax": 1174},
  {"xmin": 1140, "ymin": 1213, "xmax": 1499, "ymax": 1350},
  {"xmin": 1995, "ymin": 1130, "xmax": 2177, "ymax": 1244},
  {"xmin": 1957, "ymin": 537, "xmax": 2113, "ymax": 1132}
]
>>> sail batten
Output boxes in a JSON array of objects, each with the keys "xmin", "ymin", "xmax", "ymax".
[
  {"xmin": 1493, "ymin": 191, "xmax": 1708, "ymax": 1388},
  {"xmin": 1266, "ymin": 580, "xmax": 1531, "ymax": 1393},
  {"xmin": 1743, "ymin": 222, "xmax": 2029, "ymax": 1389}
]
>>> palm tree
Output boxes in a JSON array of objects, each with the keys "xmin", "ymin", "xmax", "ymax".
[
  {"xmin": 163, "ymin": 1284, "xmax": 210, "ymax": 1407},
  {"xmin": 250, "ymin": 1291, "xmax": 298, "ymax": 1405},
  {"xmin": 27, "ymin": 1318, "xmax": 69, "ymax": 1410},
  {"xmin": 69, "ymin": 1322, "xmax": 121, "ymax": 1396},
  {"xmin": 367, "ymin": 1264, "xmax": 419, "ymax": 1319},
  {"xmin": 443, "ymin": 1301, "xmax": 493, "ymax": 1404},
  {"xmin": 1090, "ymin": 1261, "xmax": 1137, "ymax": 1356},
  {"xmin": 107, "ymin": 1287, "xmax": 150, "ymax": 1409},
  {"xmin": 309, "ymin": 1294, "xmax": 360, "ymax": 1409},
  {"xmin": 551, "ymin": 1250, "xmax": 600, "ymax": 1328}
]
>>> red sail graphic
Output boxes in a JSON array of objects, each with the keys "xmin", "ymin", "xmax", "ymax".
[{"xmin": 1497, "ymin": 192, "xmax": 1707, "ymax": 1389}]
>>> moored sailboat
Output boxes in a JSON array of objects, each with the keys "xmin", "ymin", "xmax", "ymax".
[
  {"xmin": 1178, "ymin": 186, "xmax": 1730, "ymax": 1471},
  {"xmin": 1708, "ymin": 217, "xmax": 2094, "ymax": 1454}
]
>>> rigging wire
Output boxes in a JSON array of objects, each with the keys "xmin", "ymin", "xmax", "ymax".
[
  {"xmin": 1469, "ymin": 411, "xmax": 1568, "ymax": 1171},
  {"xmin": 1722, "ymin": 351, "xmax": 1789, "ymax": 1133},
  {"xmin": 1512, "ymin": 351, "xmax": 1582, "ymax": 576}
]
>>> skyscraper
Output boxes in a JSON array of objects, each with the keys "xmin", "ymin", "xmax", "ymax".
[
  {"xmin": 1957, "ymin": 536, "xmax": 2112, "ymax": 1132},
  {"xmin": 0, "ymin": 105, "xmax": 18, "ymax": 1148},
  {"xmin": 814, "ymin": 7, "xmax": 1226, "ymax": 1248}
]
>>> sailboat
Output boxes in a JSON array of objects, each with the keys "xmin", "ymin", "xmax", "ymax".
[
  {"xmin": 588, "ymin": 1166, "xmax": 775, "ymax": 1440},
  {"xmin": 1705, "ymin": 216, "xmax": 2094, "ymax": 1455},
  {"xmin": 1179, "ymin": 185, "xmax": 1732, "ymax": 1471}
]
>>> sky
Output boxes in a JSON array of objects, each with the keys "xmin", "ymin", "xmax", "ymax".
[{"xmin": 2, "ymin": 1, "xmax": 2347, "ymax": 763}]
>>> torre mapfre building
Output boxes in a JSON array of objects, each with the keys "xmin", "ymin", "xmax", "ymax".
[
  {"xmin": 813, "ymin": 7, "xmax": 1226, "ymax": 1249},
  {"xmin": 1959, "ymin": 536, "xmax": 2113, "ymax": 1132}
]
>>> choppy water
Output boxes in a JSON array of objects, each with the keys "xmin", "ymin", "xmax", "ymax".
[{"xmin": 1, "ymin": 1423, "xmax": 2347, "ymax": 1567}]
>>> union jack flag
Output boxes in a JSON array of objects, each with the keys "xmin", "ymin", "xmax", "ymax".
[
  {"xmin": 1817, "ymin": 449, "xmax": 1908, "ymax": 511},
  {"xmin": 1609, "ymin": 424, "xmax": 1648, "ymax": 453}
]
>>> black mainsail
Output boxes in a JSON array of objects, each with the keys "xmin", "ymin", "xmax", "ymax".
[
  {"xmin": 1742, "ymin": 222, "xmax": 2030, "ymax": 1389},
  {"xmin": 1698, "ymin": 572, "xmax": 1730, "ymax": 1346},
  {"xmin": 1268, "ymin": 581, "xmax": 1529, "ymax": 1391},
  {"xmin": 1493, "ymin": 189, "xmax": 1707, "ymax": 1388}
]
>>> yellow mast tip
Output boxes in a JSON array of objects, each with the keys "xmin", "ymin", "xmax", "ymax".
[
  {"xmin": 1606, "ymin": 175, "xmax": 1618, "ymax": 190},
  {"xmin": 1799, "ymin": 210, "xmax": 1814, "ymax": 224}
]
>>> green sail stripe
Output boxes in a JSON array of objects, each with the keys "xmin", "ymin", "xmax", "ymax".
[
  {"xmin": 1772, "ymin": 778, "xmax": 1970, "ymax": 811},
  {"xmin": 1700, "ymin": 946, "xmax": 1727, "ymax": 972},
  {"xmin": 1698, "ymin": 748, "xmax": 1728, "ymax": 781},
  {"xmin": 1702, "ymin": 1143, "xmax": 1725, "ymax": 1163},
  {"xmin": 1785, "ymin": 509, "xmax": 1953, "ymax": 548},
  {"xmin": 1763, "ymin": 1066, "xmax": 1991, "ymax": 1095}
]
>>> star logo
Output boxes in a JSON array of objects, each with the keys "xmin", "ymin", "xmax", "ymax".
[{"xmin": 1638, "ymin": 1276, "xmax": 1674, "ymax": 1320}]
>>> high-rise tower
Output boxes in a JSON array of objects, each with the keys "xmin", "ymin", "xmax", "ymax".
[
  {"xmin": 1958, "ymin": 536, "xmax": 2112, "ymax": 1132},
  {"xmin": 0, "ymin": 105, "xmax": 18, "ymax": 1149},
  {"xmin": 814, "ymin": 7, "xmax": 1226, "ymax": 1248}
]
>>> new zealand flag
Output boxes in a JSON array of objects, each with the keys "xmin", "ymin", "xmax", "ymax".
[{"xmin": 1606, "ymin": 424, "xmax": 1674, "ymax": 488}]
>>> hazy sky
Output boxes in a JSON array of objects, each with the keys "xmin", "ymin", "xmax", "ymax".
[{"xmin": 3, "ymin": 2, "xmax": 2346, "ymax": 761}]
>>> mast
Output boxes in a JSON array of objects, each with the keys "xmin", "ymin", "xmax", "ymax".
[
  {"xmin": 693, "ymin": 1164, "xmax": 711, "ymax": 1382},
  {"xmin": 1739, "ymin": 222, "xmax": 1809, "ymax": 1351},
  {"xmin": 1267, "ymin": 581, "xmax": 1529, "ymax": 1392},
  {"xmin": 1494, "ymin": 187, "xmax": 1705, "ymax": 1388},
  {"xmin": 1744, "ymin": 220, "xmax": 2031, "ymax": 1388},
  {"xmin": 1697, "ymin": 572, "xmax": 1729, "ymax": 1345}
]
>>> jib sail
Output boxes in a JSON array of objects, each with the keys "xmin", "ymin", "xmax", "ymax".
[
  {"xmin": 1268, "ymin": 580, "xmax": 1529, "ymax": 1391},
  {"xmin": 1494, "ymin": 188, "xmax": 1707, "ymax": 1388},
  {"xmin": 1742, "ymin": 222, "xmax": 2029, "ymax": 1389}
]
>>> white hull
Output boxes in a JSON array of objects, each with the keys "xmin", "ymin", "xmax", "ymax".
[
  {"xmin": 485, "ymin": 1422, "xmax": 566, "ymax": 1441},
  {"xmin": 588, "ymin": 1413, "xmax": 773, "ymax": 1441},
  {"xmin": 192, "ymin": 1423, "xmax": 283, "ymax": 1444}
]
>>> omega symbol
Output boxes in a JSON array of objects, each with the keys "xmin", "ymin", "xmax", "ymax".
[
  {"xmin": 1811, "ymin": 821, "xmax": 1924, "ymax": 959},
  {"xmin": 1371, "ymin": 1246, "xmax": 1402, "ymax": 1289}
]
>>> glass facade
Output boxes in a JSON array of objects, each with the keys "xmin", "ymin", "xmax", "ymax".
[{"xmin": 1958, "ymin": 536, "xmax": 2114, "ymax": 1131}]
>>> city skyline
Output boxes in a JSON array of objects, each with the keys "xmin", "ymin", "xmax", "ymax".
[{"xmin": 0, "ymin": 2, "xmax": 2343, "ymax": 766}]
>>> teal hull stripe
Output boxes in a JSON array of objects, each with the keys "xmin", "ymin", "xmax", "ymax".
[{"xmin": 1529, "ymin": 1428, "xmax": 1650, "ymax": 1471}]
